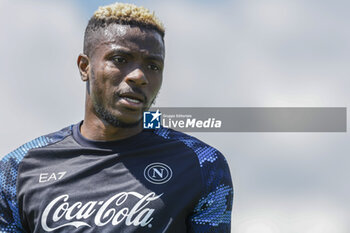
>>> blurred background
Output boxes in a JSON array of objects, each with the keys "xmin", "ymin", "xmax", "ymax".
[{"xmin": 0, "ymin": 0, "xmax": 349, "ymax": 232}]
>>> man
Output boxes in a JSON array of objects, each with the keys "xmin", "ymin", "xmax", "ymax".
[{"xmin": 0, "ymin": 3, "xmax": 233, "ymax": 233}]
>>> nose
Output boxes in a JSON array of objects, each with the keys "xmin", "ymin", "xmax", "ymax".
[{"xmin": 125, "ymin": 68, "xmax": 148, "ymax": 86}]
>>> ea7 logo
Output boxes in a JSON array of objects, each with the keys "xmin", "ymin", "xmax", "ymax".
[
  {"xmin": 144, "ymin": 163, "xmax": 172, "ymax": 184},
  {"xmin": 39, "ymin": 172, "xmax": 67, "ymax": 183}
]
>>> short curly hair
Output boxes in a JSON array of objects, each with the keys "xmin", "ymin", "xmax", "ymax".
[{"xmin": 83, "ymin": 2, "xmax": 165, "ymax": 56}]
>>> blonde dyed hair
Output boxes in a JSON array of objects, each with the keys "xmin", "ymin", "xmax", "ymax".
[
  {"xmin": 93, "ymin": 2, "xmax": 164, "ymax": 35},
  {"xmin": 83, "ymin": 2, "xmax": 165, "ymax": 56}
]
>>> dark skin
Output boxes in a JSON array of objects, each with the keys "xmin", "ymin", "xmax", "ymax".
[{"xmin": 77, "ymin": 24, "xmax": 165, "ymax": 141}]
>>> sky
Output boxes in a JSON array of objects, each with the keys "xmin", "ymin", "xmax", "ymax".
[{"xmin": 0, "ymin": 0, "xmax": 349, "ymax": 232}]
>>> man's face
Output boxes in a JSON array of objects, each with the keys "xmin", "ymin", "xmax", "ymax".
[{"xmin": 87, "ymin": 24, "xmax": 164, "ymax": 127}]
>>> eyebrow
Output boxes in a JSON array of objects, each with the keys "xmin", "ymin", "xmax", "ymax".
[
  {"xmin": 106, "ymin": 47, "xmax": 164, "ymax": 62},
  {"xmin": 107, "ymin": 48, "xmax": 133, "ymax": 57},
  {"xmin": 144, "ymin": 53, "xmax": 164, "ymax": 62}
]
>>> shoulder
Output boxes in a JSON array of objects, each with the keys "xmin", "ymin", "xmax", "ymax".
[
  {"xmin": 153, "ymin": 127, "xmax": 228, "ymax": 168},
  {"xmin": 153, "ymin": 127, "xmax": 232, "ymax": 195},
  {"xmin": 0, "ymin": 125, "xmax": 73, "ymax": 232},
  {"xmin": 0, "ymin": 124, "xmax": 74, "ymax": 232},
  {"xmin": 0, "ymin": 124, "xmax": 73, "ymax": 169},
  {"xmin": 159, "ymin": 128, "xmax": 234, "ymax": 229}
]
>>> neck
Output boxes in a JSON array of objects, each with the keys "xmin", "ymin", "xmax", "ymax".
[{"xmin": 80, "ymin": 117, "xmax": 143, "ymax": 141}]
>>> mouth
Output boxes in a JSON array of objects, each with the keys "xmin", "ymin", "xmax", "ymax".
[
  {"xmin": 117, "ymin": 92, "xmax": 146, "ymax": 109},
  {"xmin": 122, "ymin": 97, "xmax": 142, "ymax": 104}
]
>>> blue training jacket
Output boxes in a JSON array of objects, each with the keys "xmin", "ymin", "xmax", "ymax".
[{"xmin": 0, "ymin": 121, "xmax": 233, "ymax": 233}]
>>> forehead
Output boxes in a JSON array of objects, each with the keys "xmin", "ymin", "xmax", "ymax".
[{"xmin": 92, "ymin": 24, "xmax": 164, "ymax": 58}]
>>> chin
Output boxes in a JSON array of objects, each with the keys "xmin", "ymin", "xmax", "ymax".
[
  {"xmin": 95, "ymin": 104, "xmax": 142, "ymax": 128},
  {"xmin": 106, "ymin": 115, "xmax": 141, "ymax": 128}
]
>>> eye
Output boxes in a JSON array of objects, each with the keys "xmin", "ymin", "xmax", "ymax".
[
  {"xmin": 147, "ymin": 63, "xmax": 160, "ymax": 71},
  {"xmin": 113, "ymin": 56, "xmax": 127, "ymax": 64}
]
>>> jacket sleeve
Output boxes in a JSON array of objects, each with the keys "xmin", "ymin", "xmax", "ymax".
[
  {"xmin": 187, "ymin": 151, "xmax": 234, "ymax": 233},
  {"xmin": 0, "ymin": 153, "xmax": 26, "ymax": 233}
]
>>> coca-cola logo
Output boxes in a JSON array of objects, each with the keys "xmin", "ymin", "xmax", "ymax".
[{"xmin": 40, "ymin": 192, "xmax": 162, "ymax": 232}]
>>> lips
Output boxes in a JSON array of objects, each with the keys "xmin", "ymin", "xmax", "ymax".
[
  {"xmin": 117, "ymin": 92, "xmax": 146, "ymax": 109},
  {"xmin": 122, "ymin": 97, "xmax": 142, "ymax": 104},
  {"xmin": 119, "ymin": 92, "xmax": 145, "ymax": 103}
]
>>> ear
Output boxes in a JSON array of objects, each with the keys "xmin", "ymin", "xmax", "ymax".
[{"xmin": 77, "ymin": 54, "xmax": 90, "ymax": 81}]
